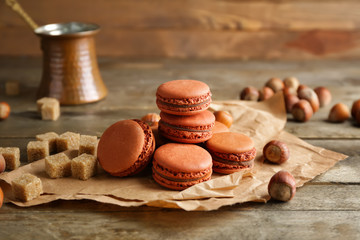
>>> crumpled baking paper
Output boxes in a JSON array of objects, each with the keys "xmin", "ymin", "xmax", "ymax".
[{"xmin": 0, "ymin": 92, "xmax": 348, "ymax": 211}]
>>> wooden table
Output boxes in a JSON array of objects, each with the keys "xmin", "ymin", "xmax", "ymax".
[{"xmin": 0, "ymin": 57, "xmax": 359, "ymax": 239}]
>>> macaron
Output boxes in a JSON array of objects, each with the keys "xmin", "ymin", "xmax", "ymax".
[
  {"xmin": 206, "ymin": 132, "xmax": 256, "ymax": 174},
  {"xmin": 156, "ymin": 80, "xmax": 212, "ymax": 115},
  {"xmin": 152, "ymin": 143, "xmax": 213, "ymax": 190},
  {"xmin": 97, "ymin": 119, "xmax": 155, "ymax": 177},
  {"xmin": 212, "ymin": 121, "xmax": 230, "ymax": 134},
  {"xmin": 158, "ymin": 110, "xmax": 215, "ymax": 143}
]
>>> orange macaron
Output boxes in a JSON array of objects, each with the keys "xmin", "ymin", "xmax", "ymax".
[
  {"xmin": 206, "ymin": 132, "xmax": 256, "ymax": 174},
  {"xmin": 152, "ymin": 143, "xmax": 213, "ymax": 190},
  {"xmin": 156, "ymin": 79, "xmax": 212, "ymax": 115},
  {"xmin": 97, "ymin": 119, "xmax": 155, "ymax": 177}
]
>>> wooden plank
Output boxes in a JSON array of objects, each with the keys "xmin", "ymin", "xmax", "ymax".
[
  {"xmin": 1, "ymin": 0, "xmax": 360, "ymax": 31},
  {"xmin": 0, "ymin": 210, "xmax": 358, "ymax": 239},
  {"xmin": 1, "ymin": 27, "xmax": 360, "ymax": 59}
]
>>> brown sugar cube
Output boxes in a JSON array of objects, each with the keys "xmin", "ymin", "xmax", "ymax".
[
  {"xmin": 0, "ymin": 147, "xmax": 20, "ymax": 170},
  {"xmin": 71, "ymin": 153, "xmax": 97, "ymax": 180},
  {"xmin": 79, "ymin": 135, "xmax": 98, "ymax": 156},
  {"xmin": 12, "ymin": 173, "xmax": 43, "ymax": 202},
  {"xmin": 41, "ymin": 101, "xmax": 60, "ymax": 121},
  {"xmin": 36, "ymin": 132, "xmax": 59, "ymax": 153},
  {"xmin": 57, "ymin": 132, "xmax": 80, "ymax": 152},
  {"xmin": 27, "ymin": 141, "xmax": 49, "ymax": 162},
  {"xmin": 36, "ymin": 97, "xmax": 59, "ymax": 112},
  {"xmin": 5, "ymin": 81, "xmax": 20, "ymax": 96},
  {"xmin": 45, "ymin": 152, "xmax": 71, "ymax": 178}
]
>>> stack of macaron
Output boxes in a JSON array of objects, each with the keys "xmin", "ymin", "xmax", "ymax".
[
  {"xmin": 97, "ymin": 79, "xmax": 257, "ymax": 191},
  {"xmin": 156, "ymin": 79, "xmax": 215, "ymax": 144}
]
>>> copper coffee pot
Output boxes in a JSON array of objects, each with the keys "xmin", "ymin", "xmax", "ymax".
[{"xmin": 6, "ymin": 0, "xmax": 108, "ymax": 105}]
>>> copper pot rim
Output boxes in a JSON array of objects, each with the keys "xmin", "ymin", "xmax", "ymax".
[{"xmin": 34, "ymin": 22, "xmax": 100, "ymax": 38}]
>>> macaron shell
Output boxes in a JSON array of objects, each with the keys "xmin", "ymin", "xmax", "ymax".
[
  {"xmin": 212, "ymin": 121, "xmax": 230, "ymax": 134},
  {"xmin": 152, "ymin": 169, "xmax": 212, "ymax": 190},
  {"xmin": 154, "ymin": 143, "xmax": 212, "ymax": 173},
  {"xmin": 160, "ymin": 110, "xmax": 215, "ymax": 127},
  {"xmin": 97, "ymin": 120, "xmax": 145, "ymax": 175},
  {"xmin": 156, "ymin": 80, "xmax": 210, "ymax": 99},
  {"xmin": 206, "ymin": 132, "xmax": 254, "ymax": 154}
]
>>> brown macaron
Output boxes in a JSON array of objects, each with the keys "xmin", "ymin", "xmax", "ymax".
[{"xmin": 97, "ymin": 119, "xmax": 155, "ymax": 177}]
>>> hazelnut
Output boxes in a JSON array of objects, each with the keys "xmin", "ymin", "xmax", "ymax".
[
  {"xmin": 355, "ymin": 110, "xmax": 360, "ymax": 125},
  {"xmin": 328, "ymin": 103, "xmax": 350, "ymax": 123},
  {"xmin": 297, "ymin": 84, "xmax": 309, "ymax": 95},
  {"xmin": 263, "ymin": 140, "xmax": 290, "ymax": 164},
  {"xmin": 268, "ymin": 170, "xmax": 296, "ymax": 202},
  {"xmin": 259, "ymin": 87, "xmax": 274, "ymax": 101},
  {"xmin": 284, "ymin": 94, "xmax": 300, "ymax": 113},
  {"xmin": 265, "ymin": 77, "xmax": 284, "ymax": 92},
  {"xmin": 240, "ymin": 86, "xmax": 259, "ymax": 101},
  {"xmin": 283, "ymin": 77, "xmax": 300, "ymax": 93},
  {"xmin": 351, "ymin": 99, "xmax": 360, "ymax": 118},
  {"xmin": 0, "ymin": 102, "xmax": 10, "ymax": 120},
  {"xmin": 291, "ymin": 100, "xmax": 313, "ymax": 122},
  {"xmin": 283, "ymin": 86, "xmax": 297, "ymax": 96},
  {"xmin": 141, "ymin": 113, "xmax": 160, "ymax": 127},
  {"xmin": 0, "ymin": 187, "xmax": 3, "ymax": 208},
  {"xmin": 0, "ymin": 154, "xmax": 5, "ymax": 173},
  {"xmin": 298, "ymin": 88, "xmax": 320, "ymax": 113},
  {"xmin": 213, "ymin": 111, "xmax": 233, "ymax": 128},
  {"xmin": 314, "ymin": 87, "xmax": 332, "ymax": 107}
]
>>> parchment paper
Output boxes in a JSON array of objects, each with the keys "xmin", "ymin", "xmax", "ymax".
[{"xmin": 0, "ymin": 92, "xmax": 348, "ymax": 211}]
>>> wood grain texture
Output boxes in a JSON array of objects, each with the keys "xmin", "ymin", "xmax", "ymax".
[
  {"xmin": 1, "ymin": 0, "xmax": 360, "ymax": 58},
  {"xmin": 0, "ymin": 57, "xmax": 360, "ymax": 239}
]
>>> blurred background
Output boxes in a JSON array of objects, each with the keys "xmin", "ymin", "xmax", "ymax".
[{"xmin": 0, "ymin": 0, "xmax": 359, "ymax": 60}]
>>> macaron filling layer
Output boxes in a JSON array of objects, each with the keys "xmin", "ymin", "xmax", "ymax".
[
  {"xmin": 210, "ymin": 147, "xmax": 257, "ymax": 162},
  {"xmin": 111, "ymin": 120, "xmax": 155, "ymax": 177},
  {"xmin": 159, "ymin": 120, "xmax": 214, "ymax": 132},
  {"xmin": 212, "ymin": 155, "xmax": 255, "ymax": 167},
  {"xmin": 152, "ymin": 171, "xmax": 212, "ymax": 190},
  {"xmin": 156, "ymin": 92, "xmax": 211, "ymax": 106},
  {"xmin": 159, "ymin": 123, "xmax": 213, "ymax": 142},
  {"xmin": 153, "ymin": 159, "xmax": 212, "ymax": 180}
]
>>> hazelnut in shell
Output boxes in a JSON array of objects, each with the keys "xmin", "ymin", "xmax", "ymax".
[
  {"xmin": 240, "ymin": 86, "xmax": 259, "ymax": 101},
  {"xmin": 263, "ymin": 140, "xmax": 290, "ymax": 164},
  {"xmin": 284, "ymin": 94, "xmax": 299, "ymax": 113},
  {"xmin": 291, "ymin": 100, "xmax": 313, "ymax": 122},
  {"xmin": 297, "ymin": 84, "xmax": 309, "ymax": 95},
  {"xmin": 314, "ymin": 87, "xmax": 332, "ymax": 107},
  {"xmin": 265, "ymin": 77, "xmax": 284, "ymax": 93},
  {"xmin": 268, "ymin": 170, "xmax": 296, "ymax": 202},
  {"xmin": 328, "ymin": 103, "xmax": 350, "ymax": 123},
  {"xmin": 141, "ymin": 113, "xmax": 161, "ymax": 127},
  {"xmin": 351, "ymin": 99, "xmax": 360, "ymax": 118},
  {"xmin": 283, "ymin": 77, "xmax": 300, "ymax": 93},
  {"xmin": 298, "ymin": 88, "xmax": 320, "ymax": 113},
  {"xmin": 0, "ymin": 187, "xmax": 3, "ymax": 208},
  {"xmin": 0, "ymin": 102, "xmax": 10, "ymax": 120},
  {"xmin": 259, "ymin": 87, "xmax": 274, "ymax": 101},
  {"xmin": 0, "ymin": 154, "xmax": 5, "ymax": 173},
  {"xmin": 213, "ymin": 111, "xmax": 233, "ymax": 128}
]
